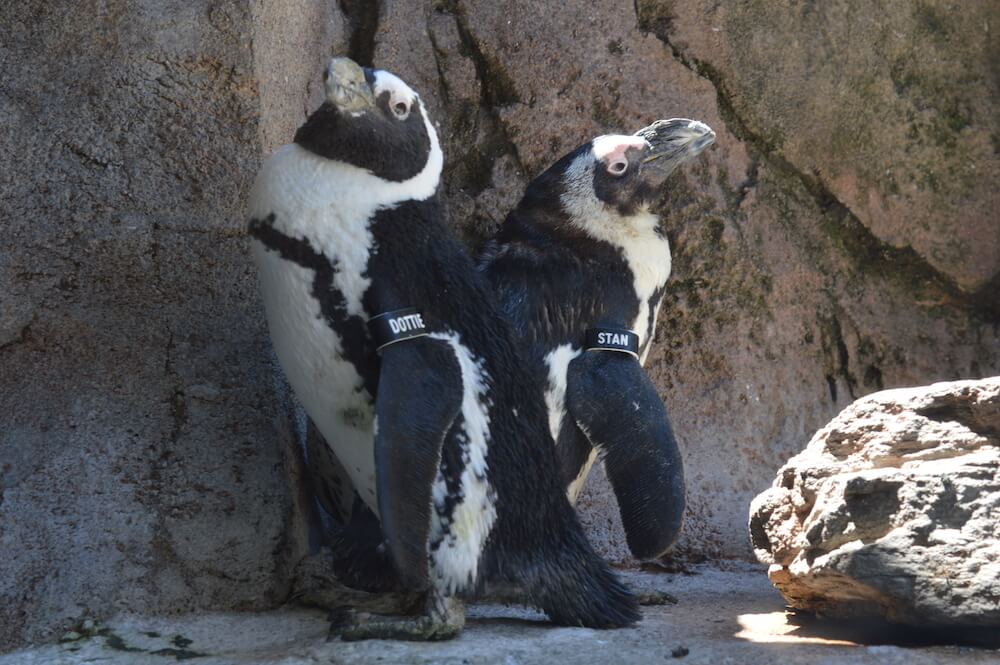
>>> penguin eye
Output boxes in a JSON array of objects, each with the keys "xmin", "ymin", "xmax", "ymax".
[
  {"xmin": 392, "ymin": 100, "xmax": 410, "ymax": 120},
  {"xmin": 607, "ymin": 159, "xmax": 628, "ymax": 176}
]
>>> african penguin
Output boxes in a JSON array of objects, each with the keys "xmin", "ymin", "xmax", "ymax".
[
  {"xmin": 248, "ymin": 57, "xmax": 639, "ymax": 640},
  {"xmin": 479, "ymin": 119, "xmax": 716, "ymax": 560}
]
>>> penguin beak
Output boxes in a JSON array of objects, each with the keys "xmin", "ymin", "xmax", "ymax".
[
  {"xmin": 635, "ymin": 118, "xmax": 715, "ymax": 178},
  {"xmin": 323, "ymin": 57, "xmax": 375, "ymax": 113}
]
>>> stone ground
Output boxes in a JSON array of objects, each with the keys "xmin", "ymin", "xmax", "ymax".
[{"xmin": 4, "ymin": 565, "xmax": 997, "ymax": 665}]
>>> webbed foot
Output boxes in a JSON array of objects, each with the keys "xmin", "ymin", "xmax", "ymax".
[
  {"xmin": 292, "ymin": 552, "xmax": 421, "ymax": 615},
  {"xmin": 330, "ymin": 593, "xmax": 465, "ymax": 642},
  {"xmin": 633, "ymin": 588, "xmax": 678, "ymax": 606}
]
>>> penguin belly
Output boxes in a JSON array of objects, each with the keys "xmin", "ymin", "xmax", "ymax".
[{"xmin": 252, "ymin": 241, "xmax": 379, "ymax": 514}]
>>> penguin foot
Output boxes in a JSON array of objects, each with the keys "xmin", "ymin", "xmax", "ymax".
[
  {"xmin": 632, "ymin": 588, "xmax": 678, "ymax": 606},
  {"xmin": 297, "ymin": 586, "xmax": 424, "ymax": 615},
  {"xmin": 290, "ymin": 556, "xmax": 424, "ymax": 614},
  {"xmin": 331, "ymin": 593, "xmax": 465, "ymax": 642},
  {"xmin": 291, "ymin": 552, "xmax": 420, "ymax": 614},
  {"xmin": 477, "ymin": 582, "xmax": 531, "ymax": 606}
]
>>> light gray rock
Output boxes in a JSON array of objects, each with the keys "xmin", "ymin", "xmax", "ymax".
[{"xmin": 750, "ymin": 378, "xmax": 1000, "ymax": 625}]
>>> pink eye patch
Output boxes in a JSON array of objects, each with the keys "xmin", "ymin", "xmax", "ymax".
[{"xmin": 591, "ymin": 135, "xmax": 648, "ymax": 163}]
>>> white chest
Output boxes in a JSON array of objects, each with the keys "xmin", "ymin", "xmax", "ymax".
[
  {"xmin": 249, "ymin": 146, "xmax": 385, "ymax": 317},
  {"xmin": 559, "ymin": 175, "xmax": 671, "ymax": 359},
  {"xmin": 248, "ymin": 120, "xmax": 446, "ymax": 528},
  {"xmin": 253, "ymin": 241, "xmax": 379, "ymax": 510},
  {"xmin": 612, "ymin": 213, "xmax": 671, "ymax": 359}
]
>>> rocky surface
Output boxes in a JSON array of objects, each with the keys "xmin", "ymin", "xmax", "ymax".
[
  {"xmin": 0, "ymin": 0, "xmax": 341, "ymax": 649},
  {"xmin": 642, "ymin": 0, "xmax": 1000, "ymax": 294},
  {"xmin": 3, "ymin": 567, "xmax": 999, "ymax": 664},
  {"xmin": 372, "ymin": 0, "xmax": 1000, "ymax": 566},
  {"xmin": 750, "ymin": 378, "xmax": 1000, "ymax": 626},
  {"xmin": 3, "ymin": 0, "xmax": 999, "ymax": 651}
]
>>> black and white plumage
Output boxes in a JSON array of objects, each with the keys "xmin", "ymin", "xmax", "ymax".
[
  {"xmin": 248, "ymin": 57, "xmax": 638, "ymax": 638},
  {"xmin": 479, "ymin": 119, "xmax": 716, "ymax": 560}
]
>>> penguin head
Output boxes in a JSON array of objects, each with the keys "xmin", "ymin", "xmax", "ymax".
[
  {"xmin": 514, "ymin": 119, "xmax": 714, "ymax": 243},
  {"xmin": 294, "ymin": 57, "xmax": 441, "ymax": 184}
]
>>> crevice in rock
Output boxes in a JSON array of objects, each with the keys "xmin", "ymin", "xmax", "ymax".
[
  {"xmin": 820, "ymin": 314, "xmax": 857, "ymax": 403},
  {"xmin": 748, "ymin": 509, "xmax": 772, "ymax": 555},
  {"xmin": 338, "ymin": 0, "xmax": 380, "ymax": 67},
  {"xmin": 916, "ymin": 401, "xmax": 1000, "ymax": 440},
  {"xmin": 434, "ymin": 0, "xmax": 525, "ymax": 178},
  {"xmin": 0, "ymin": 319, "xmax": 34, "ymax": 352},
  {"xmin": 825, "ymin": 375, "xmax": 839, "ymax": 404},
  {"xmin": 863, "ymin": 365, "xmax": 885, "ymax": 392},
  {"xmin": 843, "ymin": 477, "xmax": 902, "ymax": 539},
  {"xmin": 148, "ymin": 330, "xmax": 192, "ymax": 600},
  {"xmin": 635, "ymin": 6, "xmax": 1000, "ymax": 324},
  {"xmin": 446, "ymin": 2, "xmax": 520, "ymax": 109},
  {"xmin": 64, "ymin": 142, "xmax": 113, "ymax": 169},
  {"xmin": 425, "ymin": 17, "xmax": 452, "ymax": 108},
  {"xmin": 272, "ymin": 408, "xmax": 320, "ymax": 604}
]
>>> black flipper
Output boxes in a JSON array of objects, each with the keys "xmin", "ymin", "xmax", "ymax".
[
  {"xmin": 374, "ymin": 337, "xmax": 464, "ymax": 589},
  {"xmin": 565, "ymin": 351, "xmax": 685, "ymax": 560}
]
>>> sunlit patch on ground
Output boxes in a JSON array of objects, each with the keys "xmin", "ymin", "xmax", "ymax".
[{"xmin": 735, "ymin": 611, "xmax": 859, "ymax": 646}]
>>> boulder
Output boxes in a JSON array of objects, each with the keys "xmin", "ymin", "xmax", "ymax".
[{"xmin": 749, "ymin": 378, "xmax": 1000, "ymax": 625}]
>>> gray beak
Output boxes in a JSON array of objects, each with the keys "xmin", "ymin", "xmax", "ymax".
[
  {"xmin": 635, "ymin": 118, "xmax": 715, "ymax": 176},
  {"xmin": 323, "ymin": 57, "xmax": 375, "ymax": 113}
]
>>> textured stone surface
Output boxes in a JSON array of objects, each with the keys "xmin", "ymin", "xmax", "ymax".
[
  {"xmin": 3, "ymin": 0, "xmax": 1000, "ymax": 651},
  {"xmin": 749, "ymin": 378, "xmax": 1000, "ymax": 626},
  {"xmin": 370, "ymin": 0, "xmax": 1000, "ymax": 565},
  {"xmin": 641, "ymin": 0, "xmax": 1000, "ymax": 293},
  {"xmin": 0, "ymin": 0, "xmax": 340, "ymax": 649},
  {"xmin": 4, "ymin": 567, "xmax": 999, "ymax": 664}
]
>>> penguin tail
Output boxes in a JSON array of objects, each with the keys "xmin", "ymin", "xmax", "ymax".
[{"xmin": 519, "ymin": 525, "xmax": 641, "ymax": 628}]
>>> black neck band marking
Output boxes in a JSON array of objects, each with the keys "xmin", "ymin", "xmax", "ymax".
[
  {"xmin": 249, "ymin": 214, "xmax": 378, "ymax": 399},
  {"xmin": 368, "ymin": 308, "xmax": 428, "ymax": 351},
  {"xmin": 585, "ymin": 327, "xmax": 639, "ymax": 360}
]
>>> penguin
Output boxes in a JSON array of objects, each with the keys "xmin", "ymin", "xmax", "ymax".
[
  {"xmin": 248, "ymin": 57, "xmax": 639, "ymax": 640},
  {"xmin": 478, "ymin": 119, "xmax": 716, "ymax": 561}
]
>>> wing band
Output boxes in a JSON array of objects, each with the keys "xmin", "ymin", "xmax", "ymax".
[
  {"xmin": 584, "ymin": 327, "xmax": 639, "ymax": 360},
  {"xmin": 368, "ymin": 308, "xmax": 429, "ymax": 352}
]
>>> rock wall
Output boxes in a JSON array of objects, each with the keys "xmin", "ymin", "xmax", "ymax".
[
  {"xmin": 376, "ymin": 0, "xmax": 999, "ymax": 563},
  {"xmin": 1, "ymin": 0, "xmax": 997, "ymax": 650},
  {"xmin": 0, "ymin": 0, "xmax": 341, "ymax": 649}
]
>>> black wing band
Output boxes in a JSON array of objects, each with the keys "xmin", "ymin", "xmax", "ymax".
[
  {"xmin": 584, "ymin": 327, "xmax": 639, "ymax": 360},
  {"xmin": 368, "ymin": 308, "xmax": 429, "ymax": 351}
]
